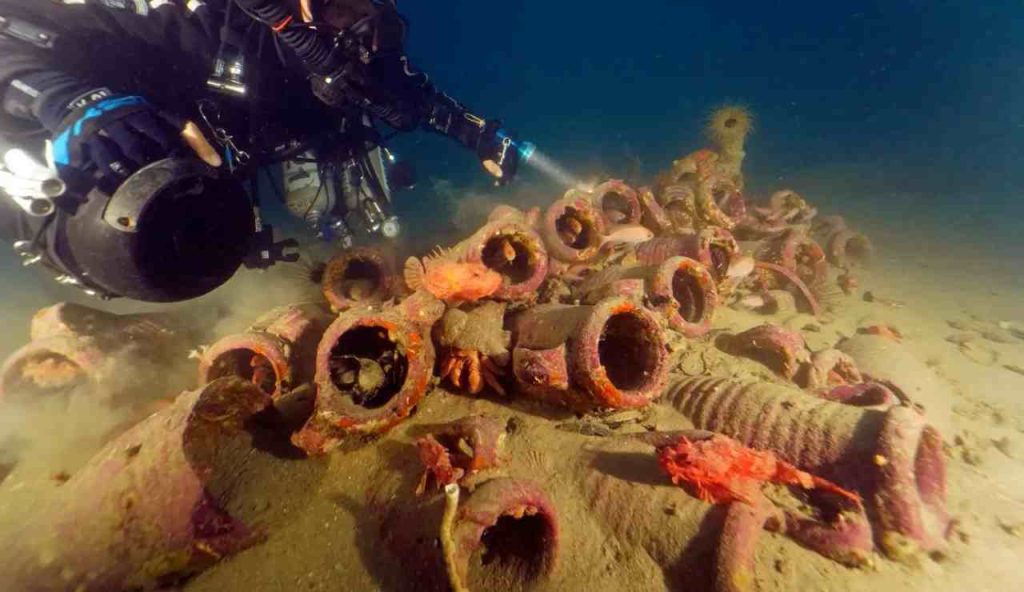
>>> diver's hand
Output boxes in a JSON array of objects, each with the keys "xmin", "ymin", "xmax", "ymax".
[
  {"xmin": 477, "ymin": 121, "xmax": 521, "ymax": 186},
  {"xmin": 46, "ymin": 91, "xmax": 221, "ymax": 188}
]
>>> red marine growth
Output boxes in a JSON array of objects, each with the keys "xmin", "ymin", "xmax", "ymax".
[{"xmin": 657, "ymin": 435, "xmax": 860, "ymax": 506}]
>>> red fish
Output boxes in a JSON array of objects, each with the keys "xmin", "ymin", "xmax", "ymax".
[
  {"xmin": 657, "ymin": 434, "xmax": 860, "ymax": 506},
  {"xmin": 403, "ymin": 247, "xmax": 502, "ymax": 305}
]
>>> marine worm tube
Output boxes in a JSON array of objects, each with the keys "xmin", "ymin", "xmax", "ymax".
[{"xmin": 321, "ymin": 247, "xmax": 398, "ymax": 312}]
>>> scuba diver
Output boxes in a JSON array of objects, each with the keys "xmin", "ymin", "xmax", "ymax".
[{"xmin": 0, "ymin": 0, "xmax": 529, "ymax": 302}]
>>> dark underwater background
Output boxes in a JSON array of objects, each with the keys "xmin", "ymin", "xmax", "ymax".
[
  {"xmin": 389, "ymin": 0, "xmax": 1024, "ymax": 255},
  {"xmin": 2, "ymin": 0, "xmax": 1023, "ymax": 357}
]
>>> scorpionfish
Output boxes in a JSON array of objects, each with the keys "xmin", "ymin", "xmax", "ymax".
[
  {"xmin": 404, "ymin": 246, "xmax": 502, "ymax": 305},
  {"xmin": 657, "ymin": 434, "xmax": 860, "ymax": 506}
]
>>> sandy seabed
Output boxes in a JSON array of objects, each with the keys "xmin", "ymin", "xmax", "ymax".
[{"xmin": 0, "ymin": 215, "xmax": 1022, "ymax": 592}]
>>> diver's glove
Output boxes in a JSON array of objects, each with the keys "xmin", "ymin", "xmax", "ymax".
[
  {"xmin": 425, "ymin": 96, "xmax": 523, "ymax": 185},
  {"xmin": 475, "ymin": 121, "xmax": 523, "ymax": 186},
  {"xmin": 43, "ymin": 91, "xmax": 185, "ymax": 188},
  {"xmin": 32, "ymin": 87, "xmax": 221, "ymax": 191},
  {"xmin": 450, "ymin": 116, "xmax": 523, "ymax": 185}
]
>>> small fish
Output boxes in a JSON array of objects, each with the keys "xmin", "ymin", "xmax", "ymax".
[
  {"xmin": 557, "ymin": 216, "xmax": 585, "ymax": 246},
  {"xmin": 404, "ymin": 246, "xmax": 502, "ymax": 304},
  {"xmin": 726, "ymin": 255, "xmax": 755, "ymax": 280},
  {"xmin": 600, "ymin": 224, "xmax": 654, "ymax": 249},
  {"xmin": 498, "ymin": 238, "xmax": 517, "ymax": 265},
  {"xmin": 737, "ymin": 294, "xmax": 767, "ymax": 310},
  {"xmin": 343, "ymin": 278, "xmax": 377, "ymax": 301}
]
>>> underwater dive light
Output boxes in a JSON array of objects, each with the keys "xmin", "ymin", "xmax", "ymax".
[
  {"xmin": 494, "ymin": 131, "xmax": 581, "ymax": 188},
  {"xmin": 496, "ymin": 130, "xmax": 536, "ymax": 164},
  {"xmin": 521, "ymin": 147, "xmax": 582, "ymax": 189}
]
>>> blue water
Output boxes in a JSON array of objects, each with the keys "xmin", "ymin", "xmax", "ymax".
[
  {"xmin": 3, "ymin": 0, "xmax": 1022, "ymax": 342},
  {"xmin": 389, "ymin": 0, "xmax": 1024, "ymax": 249}
]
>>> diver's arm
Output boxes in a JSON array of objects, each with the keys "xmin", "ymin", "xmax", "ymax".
[
  {"xmin": 0, "ymin": 29, "xmax": 66, "ymax": 135},
  {"xmin": 367, "ymin": 48, "xmax": 521, "ymax": 183},
  {"xmin": 0, "ymin": 2, "xmax": 224, "ymax": 181},
  {"xmin": 418, "ymin": 83, "xmax": 523, "ymax": 184},
  {"xmin": 0, "ymin": 0, "xmax": 223, "ymax": 133}
]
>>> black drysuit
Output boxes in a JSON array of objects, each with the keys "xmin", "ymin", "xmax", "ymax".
[{"xmin": 0, "ymin": 0, "xmax": 477, "ymax": 158}]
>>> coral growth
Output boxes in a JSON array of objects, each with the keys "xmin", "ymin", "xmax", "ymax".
[{"xmin": 706, "ymin": 105, "xmax": 754, "ymax": 190}]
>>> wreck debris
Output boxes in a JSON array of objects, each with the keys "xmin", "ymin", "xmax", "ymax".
[
  {"xmin": 658, "ymin": 183, "xmax": 699, "ymax": 231},
  {"xmin": 463, "ymin": 218, "xmax": 549, "ymax": 302},
  {"xmin": 795, "ymin": 348, "xmax": 863, "ymax": 391},
  {"xmin": 837, "ymin": 334, "xmax": 955, "ymax": 437},
  {"xmin": 449, "ymin": 478, "xmax": 559, "ymax": 591},
  {"xmin": 587, "ymin": 179, "xmax": 643, "ymax": 226},
  {"xmin": 0, "ymin": 378, "xmax": 270, "ymax": 591},
  {"xmin": 0, "ymin": 302, "xmax": 191, "ymax": 402},
  {"xmin": 417, "ymin": 415, "xmax": 506, "ymax": 493},
  {"xmin": 766, "ymin": 190, "xmax": 817, "ymax": 226},
  {"xmin": 541, "ymin": 194, "xmax": 606, "ymax": 262},
  {"xmin": 511, "ymin": 296, "xmax": 669, "ymax": 410},
  {"xmin": 635, "ymin": 229, "xmax": 739, "ymax": 283},
  {"xmin": 714, "ymin": 493, "xmax": 775, "ymax": 592},
  {"xmin": 573, "ymin": 257, "xmax": 719, "ymax": 338},
  {"xmin": 293, "ymin": 296, "xmax": 443, "ymax": 454},
  {"xmin": 665, "ymin": 376, "xmax": 952, "ymax": 554},
  {"xmin": 753, "ymin": 261, "xmax": 822, "ymax": 316},
  {"xmin": 646, "ymin": 256, "xmax": 719, "ymax": 338},
  {"xmin": 720, "ymin": 324, "xmax": 811, "ymax": 380},
  {"xmin": 321, "ymin": 247, "xmax": 399, "ymax": 312},
  {"xmin": 817, "ymin": 382, "xmax": 900, "ymax": 408},
  {"xmin": 637, "ymin": 186, "xmax": 673, "ymax": 233},
  {"xmin": 0, "ymin": 101, "xmax": 911, "ymax": 591},
  {"xmin": 199, "ymin": 304, "xmax": 330, "ymax": 398},
  {"xmin": 755, "ymin": 228, "xmax": 828, "ymax": 290},
  {"xmin": 812, "ymin": 215, "xmax": 873, "ymax": 268}
]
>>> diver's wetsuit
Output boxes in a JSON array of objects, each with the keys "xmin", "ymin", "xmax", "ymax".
[{"xmin": 0, "ymin": 0, "xmax": 489, "ymax": 161}]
